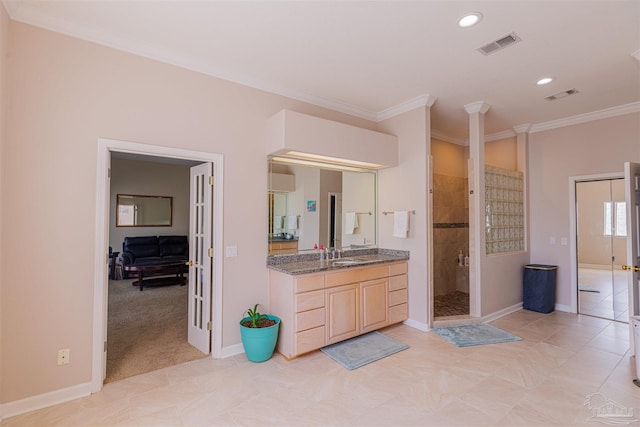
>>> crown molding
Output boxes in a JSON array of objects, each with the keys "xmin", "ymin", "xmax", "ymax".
[
  {"xmin": 431, "ymin": 130, "xmax": 467, "ymax": 146},
  {"xmin": 513, "ymin": 124, "xmax": 532, "ymax": 133},
  {"xmin": 485, "ymin": 129, "xmax": 516, "ymax": 142},
  {"xmin": 530, "ymin": 101, "xmax": 640, "ymax": 133},
  {"xmin": 2, "ymin": 1, "xmax": 379, "ymax": 123},
  {"xmin": 464, "ymin": 101, "xmax": 491, "ymax": 114},
  {"xmin": 376, "ymin": 94, "xmax": 437, "ymax": 122}
]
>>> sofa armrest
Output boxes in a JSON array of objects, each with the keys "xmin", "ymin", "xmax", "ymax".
[{"xmin": 121, "ymin": 251, "xmax": 135, "ymax": 266}]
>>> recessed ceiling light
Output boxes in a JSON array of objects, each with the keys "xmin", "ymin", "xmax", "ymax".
[
  {"xmin": 458, "ymin": 12, "xmax": 483, "ymax": 28},
  {"xmin": 536, "ymin": 77, "xmax": 554, "ymax": 86}
]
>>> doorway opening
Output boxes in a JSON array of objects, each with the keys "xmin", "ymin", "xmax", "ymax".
[
  {"xmin": 105, "ymin": 154, "xmax": 205, "ymax": 382},
  {"xmin": 92, "ymin": 138, "xmax": 224, "ymax": 393},
  {"xmin": 575, "ymin": 178, "xmax": 628, "ymax": 323}
]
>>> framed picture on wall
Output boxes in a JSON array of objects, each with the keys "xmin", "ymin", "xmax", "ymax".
[{"xmin": 307, "ymin": 200, "xmax": 316, "ymax": 212}]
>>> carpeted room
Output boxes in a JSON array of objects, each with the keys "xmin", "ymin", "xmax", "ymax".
[{"xmin": 106, "ymin": 277, "xmax": 206, "ymax": 382}]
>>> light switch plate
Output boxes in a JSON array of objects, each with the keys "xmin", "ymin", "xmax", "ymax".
[
  {"xmin": 225, "ymin": 246, "xmax": 238, "ymax": 257},
  {"xmin": 560, "ymin": 237, "xmax": 568, "ymax": 246},
  {"xmin": 549, "ymin": 237, "xmax": 556, "ymax": 245}
]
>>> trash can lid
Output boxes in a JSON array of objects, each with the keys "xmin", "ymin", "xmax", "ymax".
[{"xmin": 524, "ymin": 264, "xmax": 558, "ymax": 270}]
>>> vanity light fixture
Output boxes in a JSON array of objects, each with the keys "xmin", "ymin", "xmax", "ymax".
[
  {"xmin": 536, "ymin": 76, "xmax": 554, "ymax": 86},
  {"xmin": 458, "ymin": 12, "xmax": 482, "ymax": 28},
  {"xmin": 270, "ymin": 154, "xmax": 378, "ymax": 173},
  {"xmin": 275, "ymin": 151, "xmax": 384, "ymax": 170}
]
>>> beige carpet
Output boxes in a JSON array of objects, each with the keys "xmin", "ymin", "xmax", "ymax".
[{"xmin": 106, "ymin": 277, "xmax": 207, "ymax": 383}]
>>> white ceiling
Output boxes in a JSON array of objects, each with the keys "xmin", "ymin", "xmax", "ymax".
[{"xmin": 4, "ymin": 1, "xmax": 640, "ymax": 142}]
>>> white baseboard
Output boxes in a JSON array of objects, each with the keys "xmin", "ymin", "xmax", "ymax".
[
  {"xmin": 219, "ymin": 343, "xmax": 244, "ymax": 359},
  {"xmin": 481, "ymin": 302, "xmax": 523, "ymax": 323},
  {"xmin": 403, "ymin": 318, "xmax": 430, "ymax": 332},
  {"xmin": 554, "ymin": 304, "xmax": 573, "ymax": 313},
  {"xmin": 0, "ymin": 382, "xmax": 92, "ymax": 420}
]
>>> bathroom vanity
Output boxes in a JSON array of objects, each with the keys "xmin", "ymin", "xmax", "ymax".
[{"xmin": 268, "ymin": 250, "xmax": 409, "ymax": 359}]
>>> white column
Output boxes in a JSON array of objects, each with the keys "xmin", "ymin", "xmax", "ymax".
[
  {"xmin": 464, "ymin": 101, "xmax": 491, "ymax": 318},
  {"xmin": 514, "ymin": 124, "xmax": 531, "ymax": 253}
]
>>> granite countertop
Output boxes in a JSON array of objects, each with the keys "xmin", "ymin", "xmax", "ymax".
[
  {"xmin": 267, "ymin": 248, "xmax": 409, "ymax": 275},
  {"xmin": 268, "ymin": 237, "xmax": 299, "ymax": 243}
]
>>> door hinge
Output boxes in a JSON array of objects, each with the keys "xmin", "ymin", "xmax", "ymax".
[
  {"xmin": 208, "ymin": 248, "xmax": 213, "ymax": 257},
  {"xmin": 207, "ymin": 321, "xmax": 212, "ymax": 331},
  {"xmin": 104, "ymin": 341, "xmax": 107, "ymax": 352},
  {"xmin": 108, "ymin": 168, "xmax": 111, "ymax": 178},
  {"xmin": 209, "ymin": 176, "xmax": 214, "ymax": 186}
]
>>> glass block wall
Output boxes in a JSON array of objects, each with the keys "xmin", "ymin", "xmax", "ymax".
[{"xmin": 485, "ymin": 165, "xmax": 524, "ymax": 254}]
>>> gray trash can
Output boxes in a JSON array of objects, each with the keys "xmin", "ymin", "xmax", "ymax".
[{"xmin": 523, "ymin": 264, "xmax": 557, "ymax": 313}]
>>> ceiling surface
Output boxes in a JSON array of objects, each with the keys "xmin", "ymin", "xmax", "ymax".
[{"xmin": 3, "ymin": 0, "xmax": 639, "ymax": 142}]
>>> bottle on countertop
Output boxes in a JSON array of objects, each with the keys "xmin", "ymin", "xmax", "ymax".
[{"xmin": 458, "ymin": 250, "xmax": 464, "ymax": 266}]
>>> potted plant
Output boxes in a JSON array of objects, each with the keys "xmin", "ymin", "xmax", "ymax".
[{"xmin": 239, "ymin": 304, "xmax": 280, "ymax": 362}]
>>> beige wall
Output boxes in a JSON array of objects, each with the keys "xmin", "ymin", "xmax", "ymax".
[
  {"xmin": 0, "ymin": 3, "xmax": 9, "ymax": 402},
  {"xmin": 0, "ymin": 20, "xmax": 380, "ymax": 403},
  {"xmin": 378, "ymin": 106, "xmax": 430, "ymax": 326},
  {"xmin": 109, "ymin": 158, "xmax": 191, "ymax": 252},
  {"xmin": 431, "ymin": 138, "xmax": 468, "ymax": 177},
  {"xmin": 529, "ymin": 113, "xmax": 640, "ymax": 309},
  {"xmin": 485, "ymin": 137, "xmax": 517, "ymax": 170}
]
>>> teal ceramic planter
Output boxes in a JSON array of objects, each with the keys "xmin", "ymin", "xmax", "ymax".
[{"xmin": 239, "ymin": 314, "xmax": 280, "ymax": 362}]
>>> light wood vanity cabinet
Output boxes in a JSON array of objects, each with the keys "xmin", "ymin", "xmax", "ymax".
[{"xmin": 269, "ymin": 261, "xmax": 408, "ymax": 359}]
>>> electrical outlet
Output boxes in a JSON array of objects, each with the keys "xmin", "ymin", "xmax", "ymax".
[
  {"xmin": 549, "ymin": 236, "xmax": 556, "ymax": 245},
  {"xmin": 57, "ymin": 349, "xmax": 70, "ymax": 365},
  {"xmin": 560, "ymin": 237, "xmax": 568, "ymax": 246},
  {"xmin": 225, "ymin": 246, "xmax": 238, "ymax": 257}
]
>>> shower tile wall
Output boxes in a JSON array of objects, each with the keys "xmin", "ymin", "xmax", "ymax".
[{"xmin": 433, "ymin": 173, "xmax": 469, "ymax": 296}]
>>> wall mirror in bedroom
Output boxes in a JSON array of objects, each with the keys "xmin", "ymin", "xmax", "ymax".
[
  {"xmin": 116, "ymin": 194, "xmax": 173, "ymax": 227},
  {"xmin": 268, "ymin": 158, "xmax": 377, "ymax": 253}
]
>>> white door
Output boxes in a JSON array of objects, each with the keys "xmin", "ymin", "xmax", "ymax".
[
  {"xmin": 188, "ymin": 163, "xmax": 213, "ymax": 354},
  {"xmin": 624, "ymin": 162, "xmax": 640, "ymax": 346}
]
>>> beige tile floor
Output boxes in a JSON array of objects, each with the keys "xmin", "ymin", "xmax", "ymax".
[
  {"xmin": 4, "ymin": 310, "xmax": 639, "ymax": 426},
  {"xmin": 578, "ymin": 268, "xmax": 629, "ymax": 322}
]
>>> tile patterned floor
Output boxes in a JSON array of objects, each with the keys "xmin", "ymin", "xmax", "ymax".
[
  {"xmin": 434, "ymin": 291, "xmax": 470, "ymax": 317},
  {"xmin": 4, "ymin": 310, "xmax": 638, "ymax": 426},
  {"xmin": 578, "ymin": 268, "xmax": 629, "ymax": 322}
]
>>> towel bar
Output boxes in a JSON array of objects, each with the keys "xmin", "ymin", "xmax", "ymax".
[{"xmin": 382, "ymin": 210, "xmax": 416, "ymax": 215}]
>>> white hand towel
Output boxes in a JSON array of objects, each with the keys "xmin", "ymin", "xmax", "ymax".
[
  {"xmin": 273, "ymin": 215, "xmax": 284, "ymax": 229},
  {"xmin": 286, "ymin": 215, "xmax": 298, "ymax": 230},
  {"xmin": 345, "ymin": 212, "xmax": 359, "ymax": 234},
  {"xmin": 393, "ymin": 211, "xmax": 409, "ymax": 238}
]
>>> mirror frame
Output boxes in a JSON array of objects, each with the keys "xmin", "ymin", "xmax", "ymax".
[{"xmin": 116, "ymin": 194, "xmax": 173, "ymax": 227}]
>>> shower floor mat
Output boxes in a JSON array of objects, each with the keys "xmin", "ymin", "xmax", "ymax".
[{"xmin": 432, "ymin": 324, "xmax": 521, "ymax": 347}]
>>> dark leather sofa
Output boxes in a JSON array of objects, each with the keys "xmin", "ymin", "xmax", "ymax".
[{"xmin": 121, "ymin": 235, "xmax": 189, "ymax": 277}]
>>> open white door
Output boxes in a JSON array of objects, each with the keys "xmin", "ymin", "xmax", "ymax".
[
  {"xmin": 188, "ymin": 162, "xmax": 213, "ymax": 354},
  {"xmin": 624, "ymin": 162, "xmax": 640, "ymax": 347}
]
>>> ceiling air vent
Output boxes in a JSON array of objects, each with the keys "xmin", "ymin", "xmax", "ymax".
[
  {"xmin": 545, "ymin": 88, "xmax": 579, "ymax": 101},
  {"xmin": 477, "ymin": 32, "xmax": 522, "ymax": 55}
]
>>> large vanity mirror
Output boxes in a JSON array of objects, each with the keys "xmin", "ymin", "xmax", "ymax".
[
  {"xmin": 116, "ymin": 194, "xmax": 173, "ymax": 227},
  {"xmin": 268, "ymin": 159, "xmax": 377, "ymax": 253}
]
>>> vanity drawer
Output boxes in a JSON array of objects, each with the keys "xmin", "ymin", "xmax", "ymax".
[
  {"xmin": 389, "ymin": 262, "xmax": 407, "ymax": 276},
  {"xmin": 296, "ymin": 307, "xmax": 325, "ymax": 332},
  {"xmin": 389, "ymin": 303, "xmax": 408, "ymax": 324},
  {"xmin": 295, "ymin": 326, "xmax": 325, "ymax": 355},
  {"xmin": 325, "ymin": 265, "xmax": 389, "ymax": 288},
  {"xmin": 295, "ymin": 274, "xmax": 324, "ymax": 293},
  {"xmin": 389, "ymin": 288, "xmax": 408, "ymax": 306},
  {"xmin": 389, "ymin": 274, "xmax": 407, "ymax": 291},
  {"xmin": 295, "ymin": 289, "xmax": 325, "ymax": 312}
]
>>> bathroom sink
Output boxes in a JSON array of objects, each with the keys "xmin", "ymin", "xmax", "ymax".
[
  {"xmin": 331, "ymin": 259, "xmax": 362, "ymax": 265},
  {"xmin": 331, "ymin": 259, "xmax": 366, "ymax": 266}
]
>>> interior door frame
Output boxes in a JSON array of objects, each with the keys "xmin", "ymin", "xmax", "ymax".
[
  {"xmin": 569, "ymin": 172, "xmax": 623, "ymax": 314},
  {"xmin": 91, "ymin": 138, "xmax": 224, "ymax": 393}
]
